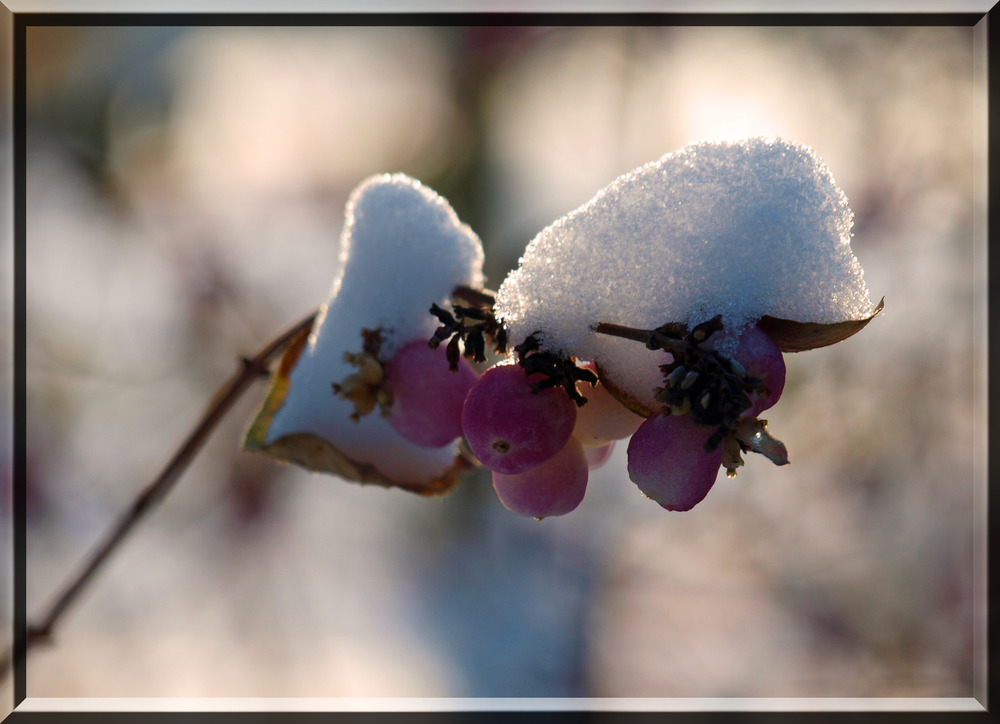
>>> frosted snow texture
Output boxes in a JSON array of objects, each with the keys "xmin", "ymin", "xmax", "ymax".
[
  {"xmin": 266, "ymin": 173, "xmax": 485, "ymax": 482},
  {"xmin": 495, "ymin": 137, "xmax": 874, "ymax": 409}
]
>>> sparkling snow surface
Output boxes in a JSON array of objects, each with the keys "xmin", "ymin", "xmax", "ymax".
[
  {"xmin": 266, "ymin": 174, "xmax": 485, "ymax": 481},
  {"xmin": 495, "ymin": 137, "xmax": 875, "ymax": 409}
]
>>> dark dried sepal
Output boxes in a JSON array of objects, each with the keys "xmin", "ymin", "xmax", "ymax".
[
  {"xmin": 445, "ymin": 335, "xmax": 462, "ymax": 371},
  {"xmin": 466, "ymin": 327, "xmax": 486, "ymax": 362},
  {"xmin": 513, "ymin": 333, "xmax": 541, "ymax": 358},
  {"xmin": 654, "ymin": 316, "xmax": 759, "ymax": 437},
  {"xmin": 427, "ymin": 289, "xmax": 509, "ymax": 368},
  {"xmin": 429, "ymin": 303, "xmax": 457, "ymax": 349},
  {"xmin": 516, "ymin": 332, "xmax": 598, "ymax": 407},
  {"xmin": 493, "ymin": 326, "xmax": 509, "ymax": 355},
  {"xmin": 757, "ymin": 297, "xmax": 884, "ymax": 352},
  {"xmin": 689, "ymin": 315, "xmax": 724, "ymax": 343}
]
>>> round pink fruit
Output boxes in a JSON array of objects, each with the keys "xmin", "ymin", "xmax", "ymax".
[
  {"xmin": 730, "ymin": 326, "xmax": 786, "ymax": 416},
  {"xmin": 461, "ymin": 363, "xmax": 577, "ymax": 474},
  {"xmin": 626, "ymin": 413, "xmax": 724, "ymax": 511},
  {"xmin": 492, "ymin": 436, "xmax": 588, "ymax": 518},
  {"xmin": 384, "ymin": 340, "xmax": 478, "ymax": 448}
]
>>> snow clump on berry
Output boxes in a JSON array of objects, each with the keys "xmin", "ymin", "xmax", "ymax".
[
  {"xmin": 495, "ymin": 137, "xmax": 876, "ymax": 411},
  {"xmin": 263, "ymin": 173, "xmax": 484, "ymax": 483}
]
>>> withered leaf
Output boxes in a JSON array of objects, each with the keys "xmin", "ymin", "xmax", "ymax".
[
  {"xmin": 242, "ymin": 320, "xmax": 470, "ymax": 497},
  {"xmin": 757, "ymin": 297, "xmax": 884, "ymax": 353}
]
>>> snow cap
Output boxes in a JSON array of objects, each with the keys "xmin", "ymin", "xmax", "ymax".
[
  {"xmin": 495, "ymin": 137, "xmax": 875, "ymax": 409},
  {"xmin": 252, "ymin": 173, "xmax": 484, "ymax": 487}
]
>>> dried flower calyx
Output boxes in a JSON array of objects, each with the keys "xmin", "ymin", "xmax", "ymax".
[
  {"xmin": 331, "ymin": 328, "xmax": 393, "ymax": 421},
  {"xmin": 514, "ymin": 333, "xmax": 598, "ymax": 407},
  {"xmin": 594, "ymin": 314, "xmax": 789, "ymax": 472},
  {"xmin": 428, "ymin": 286, "xmax": 509, "ymax": 371},
  {"xmin": 650, "ymin": 316, "xmax": 769, "ymax": 450}
]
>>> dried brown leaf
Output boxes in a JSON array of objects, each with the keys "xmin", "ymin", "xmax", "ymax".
[
  {"xmin": 757, "ymin": 297, "xmax": 884, "ymax": 353},
  {"xmin": 242, "ymin": 320, "xmax": 469, "ymax": 497}
]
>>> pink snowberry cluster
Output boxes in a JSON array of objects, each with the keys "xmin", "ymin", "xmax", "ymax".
[
  {"xmin": 245, "ymin": 141, "xmax": 882, "ymax": 517},
  {"xmin": 343, "ymin": 290, "xmax": 791, "ymax": 518}
]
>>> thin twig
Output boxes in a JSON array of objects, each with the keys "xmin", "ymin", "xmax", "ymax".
[
  {"xmin": 592, "ymin": 321, "xmax": 653, "ymax": 344},
  {"xmin": 592, "ymin": 321, "xmax": 686, "ymax": 355},
  {"xmin": 1, "ymin": 310, "xmax": 318, "ymax": 681},
  {"xmin": 451, "ymin": 285, "xmax": 496, "ymax": 308}
]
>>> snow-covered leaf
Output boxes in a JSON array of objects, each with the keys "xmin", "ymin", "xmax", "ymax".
[{"xmin": 242, "ymin": 173, "xmax": 484, "ymax": 494}]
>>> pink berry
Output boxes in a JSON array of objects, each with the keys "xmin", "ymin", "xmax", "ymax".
[
  {"xmin": 626, "ymin": 413, "xmax": 724, "ymax": 511},
  {"xmin": 584, "ymin": 440, "xmax": 615, "ymax": 469},
  {"xmin": 572, "ymin": 371, "xmax": 644, "ymax": 446},
  {"xmin": 730, "ymin": 326, "xmax": 785, "ymax": 416},
  {"xmin": 461, "ymin": 363, "xmax": 577, "ymax": 474},
  {"xmin": 492, "ymin": 436, "xmax": 588, "ymax": 518},
  {"xmin": 383, "ymin": 340, "xmax": 478, "ymax": 448}
]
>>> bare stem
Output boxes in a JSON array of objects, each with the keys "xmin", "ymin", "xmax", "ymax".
[
  {"xmin": 593, "ymin": 321, "xmax": 686, "ymax": 355},
  {"xmin": 1, "ymin": 310, "xmax": 318, "ymax": 681},
  {"xmin": 451, "ymin": 285, "xmax": 496, "ymax": 308}
]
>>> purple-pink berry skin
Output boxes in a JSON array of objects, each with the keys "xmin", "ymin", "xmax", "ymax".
[
  {"xmin": 461, "ymin": 363, "xmax": 577, "ymax": 474},
  {"xmin": 626, "ymin": 413, "xmax": 724, "ymax": 511},
  {"xmin": 492, "ymin": 436, "xmax": 588, "ymax": 518},
  {"xmin": 383, "ymin": 340, "xmax": 478, "ymax": 448},
  {"xmin": 584, "ymin": 440, "xmax": 615, "ymax": 469},
  {"xmin": 729, "ymin": 326, "xmax": 786, "ymax": 417}
]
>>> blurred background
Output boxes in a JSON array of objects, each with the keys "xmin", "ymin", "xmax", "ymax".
[{"xmin": 14, "ymin": 23, "xmax": 983, "ymax": 700}]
